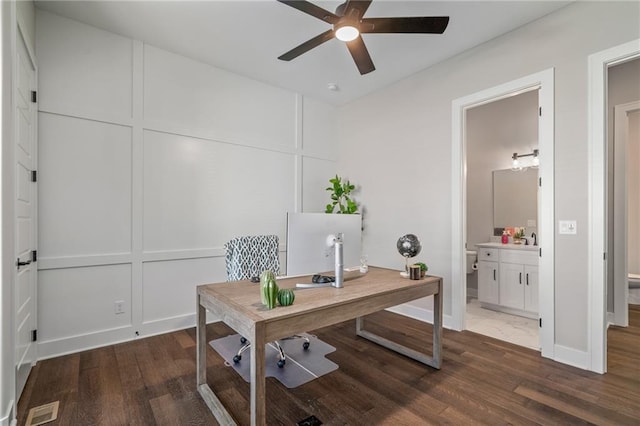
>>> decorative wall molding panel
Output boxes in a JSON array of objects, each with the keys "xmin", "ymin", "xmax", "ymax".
[{"xmin": 36, "ymin": 9, "xmax": 337, "ymax": 358}]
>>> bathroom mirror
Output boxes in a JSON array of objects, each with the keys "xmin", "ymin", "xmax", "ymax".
[{"xmin": 493, "ymin": 168, "xmax": 537, "ymax": 233}]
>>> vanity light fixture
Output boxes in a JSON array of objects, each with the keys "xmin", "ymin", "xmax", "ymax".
[{"xmin": 511, "ymin": 149, "xmax": 539, "ymax": 171}]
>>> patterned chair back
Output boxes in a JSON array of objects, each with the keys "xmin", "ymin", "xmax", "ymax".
[{"xmin": 224, "ymin": 235, "xmax": 280, "ymax": 281}]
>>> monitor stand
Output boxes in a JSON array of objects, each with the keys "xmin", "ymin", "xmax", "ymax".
[{"xmin": 295, "ymin": 282, "xmax": 333, "ymax": 289}]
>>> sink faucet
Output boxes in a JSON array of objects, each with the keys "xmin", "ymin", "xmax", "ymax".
[{"xmin": 531, "ymin": 232, "xmax": 537, "ymax": 246}]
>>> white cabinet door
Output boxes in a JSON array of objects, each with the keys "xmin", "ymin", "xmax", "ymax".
[
  {"xmin": 478, "ymin": 261, "xmax": 499, "ymax": 304},
  {"xmin": 500, "ymin": 262, "xmax": 525, "ymax": 310},
  {"xmin": 524, "ymin": 265, "xmax": 539, "ymax": 313}
]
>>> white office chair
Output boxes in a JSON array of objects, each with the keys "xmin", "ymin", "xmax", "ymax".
[{"xmin": 224, "ymin": 235, "xmax": 309, "ymax": 368}]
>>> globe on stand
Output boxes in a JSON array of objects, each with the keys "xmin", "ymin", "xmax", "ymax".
[{"xmin": 397, "ymin": 234, "xmax": 422, "ymax": 277}]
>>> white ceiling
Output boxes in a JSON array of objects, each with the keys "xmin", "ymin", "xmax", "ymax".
[{"xmin": 35, "ymin": 1, "xmax": 572, "ymax": 105}]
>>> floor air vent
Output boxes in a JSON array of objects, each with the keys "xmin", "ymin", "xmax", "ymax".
[{"xmin": 25, "ymin": 401, "xmax": 59, "ymax": 426}]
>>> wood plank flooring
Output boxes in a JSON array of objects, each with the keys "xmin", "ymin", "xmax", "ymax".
[{"xmin": 18, "ymin": 305, "xmax": 640, "ymax": 425}]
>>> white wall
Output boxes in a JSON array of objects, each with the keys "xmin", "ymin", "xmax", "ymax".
[
  {"xmin": 35, "ymin": 10, "xmax": 338, "ymax": 358},
  {"xmin": 338, "ymin": 1, "xmax": 640, "ymax": 358}
]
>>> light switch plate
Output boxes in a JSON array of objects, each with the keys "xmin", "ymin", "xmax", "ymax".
[
  {"xmin": 527, "ymin": 219, "xmax": 537, "ymax": 227},
  {"xmin": 559, "ymin": 220, "xmax": 577, "ymax": 234}
]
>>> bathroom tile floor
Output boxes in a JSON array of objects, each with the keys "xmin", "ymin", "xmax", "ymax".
[{"xmin": 466, "ymin": 298, "xmax": 539, "ymax": 350}]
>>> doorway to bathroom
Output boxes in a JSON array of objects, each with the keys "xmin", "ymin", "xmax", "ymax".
[
  {"xmin": 451, "ymin": 69, "xmax": 555, "ymax": 359},
  {"xmin": 465, "ymin": 90, "xmax": 540, "ymax": 350}
]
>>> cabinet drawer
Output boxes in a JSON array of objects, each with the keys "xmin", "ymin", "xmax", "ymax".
[
  {"xmin": 478, "ymin": 248, "xmax": 500, "ymax": 261},
  {"xmin": 501, "ymin": 249, "xmax": 538, "ymax": 266}
]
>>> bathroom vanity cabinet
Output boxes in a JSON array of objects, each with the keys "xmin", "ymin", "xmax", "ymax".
[{"xmin": 476, "ymin": 243, "xmax": 538, "ymax": 319}]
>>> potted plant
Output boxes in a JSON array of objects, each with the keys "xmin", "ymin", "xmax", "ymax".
[
  {"xmin": 325, "ymin": 175, "xmax": 358, "ymax": 214},
  {"xmin": 513, "ymin": 227, "xmax": 525, "ymax": 244},
  {"xmin": 414, "ymin": 262, "xmax": 428, "ymax": 278}
]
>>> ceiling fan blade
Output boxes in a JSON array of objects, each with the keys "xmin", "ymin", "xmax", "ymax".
[
  {"xmin": 277, "ymin": 0, "xmax": 339, "ymax": 24},
  {"xmin": 278, "ymin": 29, "xmax": 335, "ymax": 61},
  {"xmin": 343, "ymin": 0, "xmax": 373, "ymax": 19},
  {"xmin": 361, "ymin": 16, "xmax": 450, "ymax": 34},
  {"xmin": 346, "ymin": 36, "xmax": 375, "ymax": 75}
]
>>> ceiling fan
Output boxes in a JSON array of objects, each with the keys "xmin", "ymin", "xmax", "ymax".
[{"xmin": 277, "ymin": 0, "xmax": 450, "ymax": 75}]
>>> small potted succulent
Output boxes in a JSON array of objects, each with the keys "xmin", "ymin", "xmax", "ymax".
[{"xmin": 413, "ymin": 262, "xmax": 428, "ymax": 278}]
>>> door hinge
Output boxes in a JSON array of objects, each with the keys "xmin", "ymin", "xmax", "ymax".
[
  {"xmin": 31, "ymin": 250, "xmax": 37, "ymax": 262},
  {"xmin": 539, "ymin": 318, "xmax": 542, "ymax": 328},
  {"xmin": 31, "ymin": 329, "xmax": 37, "ymax": 342},
  {"xmin": 31, "ymin": 170, "xmax": 37, "ymax": 182},
  {"xmin": 603, "ymin": 252, "xmax": 607, "ymax": 261},
  {"xmin": 31, "ymin": 91, "xmax": 37, "ymax": 103}
]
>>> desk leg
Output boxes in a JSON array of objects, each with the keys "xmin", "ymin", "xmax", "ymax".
[
  {"xmin": 197, "ymin": 298, "xmax": 206, "ymax": 386},
  {"xmin": 432, "ymin": 282, "xmax": 443, "ymax": 369},
  {"xmin": 250, "ymin": 323, "xmax": 266, "ymax": 426},
  {"xmin": 196, "ymin": 296, "xmax": 237, "ymax": 425},
  {"xmin": 355, "ymin": 283, "xmax": 443, "ymax": 369}
]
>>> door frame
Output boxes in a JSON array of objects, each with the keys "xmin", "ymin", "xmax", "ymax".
[
  {"xmin": 451, "ymin": 68, "xmax": 555, "ymax": 359},
  {"xmin": 588, "ymin": 39, "xmax": 640, "ymax": 373}
]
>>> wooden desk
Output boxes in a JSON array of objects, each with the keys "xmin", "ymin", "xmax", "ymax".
[{"xmin": 196, "ymin": 266, "xmax": 442, "ymax": 426}]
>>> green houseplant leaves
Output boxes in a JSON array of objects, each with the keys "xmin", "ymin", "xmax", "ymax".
[{"xmin": 325, "ymin": 175, "xmax": 358, "ymax": 214}]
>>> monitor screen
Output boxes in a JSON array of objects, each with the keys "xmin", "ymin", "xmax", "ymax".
[{"xmin": 286, "ymin": 213, "xmax": 362, "ymax": 276}]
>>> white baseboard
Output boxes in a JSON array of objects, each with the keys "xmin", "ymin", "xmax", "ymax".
[
  {"xmin": 385, "ymin": 303, "xmax": 455, "ymax": 330},
  {"xmin": 607, "ymin": 311, "xmax": 615, "ymax": 326},
  {"xmin": 553, "ymin": 344, "xmax": 590, "ymax": 371},
  {"xmin": 467, "ymin": 288, "xmax": 478, "ymax": 299},
  {"xmin": 37, "ymin": 312, "xmax": 223, "ymax": 360},
  {"xmin": 38, "ymin": 325, "xmax": 135, "ymax": 360}
]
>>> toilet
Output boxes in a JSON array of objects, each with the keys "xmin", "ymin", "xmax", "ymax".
[
  {"xmin": 466, "ymin": 250, "xmax": 478, "ymax": 274},
  {"xmin": 630, "ymin": 273, "xmax": 640, "ymax": 289}
]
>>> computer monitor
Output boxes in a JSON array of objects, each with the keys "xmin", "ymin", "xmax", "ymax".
[{"xmin": 286, "ymin": 212, "xmax": 362, "ymax": 276}]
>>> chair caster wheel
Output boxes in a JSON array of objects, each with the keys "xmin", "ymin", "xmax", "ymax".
[
  {"xmin": 303, "ymin": 342, "xmax": 310, "ymax": 350},
  {"xmin": 240, "ymin": 337, "xmax": 247, "ymax": 344},
  {"xmin": 277, "ymin": 359, "xmax": 286, "ymax": 368},
  {"xmin": 233, "ymin": 355, "xmax": 241, "ymax": 363}
]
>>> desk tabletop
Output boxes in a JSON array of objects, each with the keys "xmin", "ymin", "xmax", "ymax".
[{"xmin": 197, "ymin": 266, "xmax": 440, "ymax": 324}]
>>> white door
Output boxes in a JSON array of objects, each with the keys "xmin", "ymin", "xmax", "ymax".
[{"xmin": 14, "ymin": 29, "xmax": 37, "ymax": 397}]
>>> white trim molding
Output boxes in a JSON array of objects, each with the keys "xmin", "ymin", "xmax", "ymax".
[{"xmin": 588, "ymin": 38, "xmax": 640, "ymax": 374}]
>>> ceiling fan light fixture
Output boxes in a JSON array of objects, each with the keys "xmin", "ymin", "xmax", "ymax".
[{"xmin": 335, "ymin": 25, "xmax": 359, "ymax": 42}]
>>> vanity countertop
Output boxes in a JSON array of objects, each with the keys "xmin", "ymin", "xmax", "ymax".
[{"xmin": 476, "ymin": 242, "xmax": 538, "ymax": 251}]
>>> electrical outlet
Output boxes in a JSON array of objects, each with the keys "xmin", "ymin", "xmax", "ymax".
[{"xmin": 114, "ymin": 300, "xmax": 125, "ymax": 314}]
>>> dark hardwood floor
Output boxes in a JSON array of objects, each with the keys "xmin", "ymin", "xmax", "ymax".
[{"xmin": 18, "ymin": 305, "xmax": 640, "ymax": 425}]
